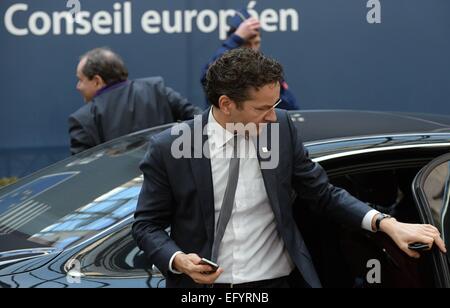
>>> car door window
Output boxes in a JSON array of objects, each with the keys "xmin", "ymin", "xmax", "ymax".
[
  {"xmin": 319, "ymin": 155, "xmax": 446, "ymax": 287},
  {"xmin": 413, "ymin": 153, "xmax": 450, "ymax": 289},
  {"xmin": 413, "ymin": 153, "xmax": 450, "ymax": 254}
]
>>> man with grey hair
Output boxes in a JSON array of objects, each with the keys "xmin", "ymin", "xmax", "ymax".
[{"xmin": 69, "ymin": 47, "xmax": 202, "ymax": 155}]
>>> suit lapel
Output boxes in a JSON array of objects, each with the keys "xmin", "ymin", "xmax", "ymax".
[
  {"xmin": 189, "ymin": 109, "xmax": 215, "ymax": 244},
  {"xmin": 256, "ymin": 124, "xmax": 282, "ymax": 222}
]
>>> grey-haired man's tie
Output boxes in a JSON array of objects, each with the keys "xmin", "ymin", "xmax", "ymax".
[{"xmin": 211, "ymin": 136, "xmax": 240, "ymax": 263}]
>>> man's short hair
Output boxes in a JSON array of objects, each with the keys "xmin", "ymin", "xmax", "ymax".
[
  {"xmin": 81, "ymin": 48, "xmax": 129, "ymax": 86},
  {"xmin": 203, "ymin": 48, "xmax": 284, "ymax": 108}
]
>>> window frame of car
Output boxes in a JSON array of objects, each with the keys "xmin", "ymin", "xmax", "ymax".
[{"xmin": 412, "ymin": 152, "xmax": 450, "ymax": 288}]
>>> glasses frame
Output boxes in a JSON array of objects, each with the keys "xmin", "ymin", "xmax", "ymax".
[{"xmin": 253, "ymin": 98, "xmax": 282, "ymax": 115}]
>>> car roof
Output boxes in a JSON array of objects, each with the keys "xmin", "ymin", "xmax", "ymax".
[{"xmin": 290, "ymin": 110, "xmax": 450, "ymax": 142}]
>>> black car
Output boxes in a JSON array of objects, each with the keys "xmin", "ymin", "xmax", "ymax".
[{"xmin": 1, "ymin": 110, "xmax": 450, "ymax": 288}]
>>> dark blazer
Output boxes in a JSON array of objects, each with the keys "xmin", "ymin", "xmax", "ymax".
[
  {"xmin": 132, "ymin": 108, "xmax": 373, "ymax": 288},
  {"xmin": 69, "ymin": 77, "xmax": 202, "ymax": 155}
]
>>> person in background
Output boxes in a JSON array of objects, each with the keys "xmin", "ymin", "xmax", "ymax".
[
  {"xmin": 200, "ymin": 9, "xmax": 300, "ymax": 110},
  {"xmin": 69, "ymin": 47, "xmax": 202, "ymax": 155}
]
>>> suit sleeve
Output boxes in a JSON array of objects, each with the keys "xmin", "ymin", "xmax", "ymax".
[
  {"xmin": 164, "ymin": 86, "xmax": 202, "ymax": 121},
  {"xmin": 68, "ymin": 115, "xmax": 96, "ymax": 155},
  {"xmin": 132, "ymin": 138, "xmax": 181, "ymax": 276},
  {"xmin": 155, "ymin": 79, "xmax": 202, "ymax": 121},
  {"xmin": 288, "ymin": 113, "xmax": 373, "ymax": 229}
]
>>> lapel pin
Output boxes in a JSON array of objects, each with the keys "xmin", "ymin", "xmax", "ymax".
[{"xmin": 262, "ymin": 147, "xmax": 269, "ymax": 153}]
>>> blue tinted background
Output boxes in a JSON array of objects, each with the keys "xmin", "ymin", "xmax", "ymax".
[{"xmin": 1, "ymin": 0, "xmax": 449, "ymax": 177}]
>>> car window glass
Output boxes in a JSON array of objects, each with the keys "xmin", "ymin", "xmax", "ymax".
[{"xmin": 421, "ymin": 161, "xmax": 450, "ymax": 246}]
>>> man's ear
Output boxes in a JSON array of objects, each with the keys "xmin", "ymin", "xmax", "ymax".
[
  {"xmin": 93, "ymin": 75, "xmax": 106, "ymax": 89},
  {"xmin": 218, "ymin": 95, "xmax": 234, "ymax": 115}
]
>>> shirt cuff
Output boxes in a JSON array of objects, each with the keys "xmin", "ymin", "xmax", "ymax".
[
  {"xmin": 169, "ymin": 251, "xmax": 184, "ymax": 274},
  {"xmin": 361, "ymin": 209, "xmax": 380, "ymax": 232}
]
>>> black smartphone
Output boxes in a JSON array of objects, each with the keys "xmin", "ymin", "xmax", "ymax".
[
  {"xmin": 199, "ymin": 258, "xmax": 219, "ymax": 273},
  {"xmin": 408, "ymin": 242, "xmax": 430, "ymax": 251}
]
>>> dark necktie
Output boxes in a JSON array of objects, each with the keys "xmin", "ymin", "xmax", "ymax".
[{"xmin": 211, "ymin": 136, "xmax": 240, "ymax": 263}]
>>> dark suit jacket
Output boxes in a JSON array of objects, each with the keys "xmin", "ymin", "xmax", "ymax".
[
  {"xmin": 132, "ymin": 108, "xmax": 373, "ymax": 288},
  {"xmin": 69, "ymin": 77, "xmax": 202, "ymax": 155}
]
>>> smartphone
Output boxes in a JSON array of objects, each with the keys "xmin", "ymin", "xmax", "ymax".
[
  {"xmin": 408, "ymin": 242, "xmax": 430, "ymax": 252},
  {"xmin": 199, "ymin": 258, "xmax": 219, "ymax": 273}
]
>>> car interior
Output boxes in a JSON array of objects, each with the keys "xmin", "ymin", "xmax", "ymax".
[{"xmin": 294, "ymin": 149, "xmax": 447, "ymax": 288}]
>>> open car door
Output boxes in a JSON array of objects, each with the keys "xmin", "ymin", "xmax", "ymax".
[{"xmin": 412, "ymin": 153, "xmax": 450, "ymax": 288}]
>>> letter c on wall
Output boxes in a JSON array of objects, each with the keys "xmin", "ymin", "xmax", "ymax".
[{"xmin": 4, "ymin": 3, "xmax": 29, "ymax": 36}]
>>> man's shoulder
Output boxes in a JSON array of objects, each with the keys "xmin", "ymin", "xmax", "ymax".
[
  {"xmin": 272, "ymin": 109, "xmax": 297, "ymax": 145},
  {"xmin": 275, "ymin": 109, "xmax": 289, "ymax": 119},
  {"xmin": 93, "ymin": 77, "xmax": 166, "ymax": 102},
  {"xmin": 122, "ymin": 77, "xmax": 167, "ymax": 99},
  {"xmin": 91, "ymin": 78, "xmax": 164, "ymax": 108},
  {"xmin": 274, "ymin": 109, "xmax": 293, "ymax": 128},
  {"xmin": 132, "ymin": 76, "xmax": 165, "ymax": 88},
  {"xmin": 69, "ymin": 103, "xmax": 92, "ymax": 122}
]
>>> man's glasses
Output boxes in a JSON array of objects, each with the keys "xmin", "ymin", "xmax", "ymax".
[
  {"xmin": 254, "ymin": 98, "xmax": 282, "ymax": 115},
  {"xmin": 272, "ymin": 98, "xmax": 282, "ymax": 109}
]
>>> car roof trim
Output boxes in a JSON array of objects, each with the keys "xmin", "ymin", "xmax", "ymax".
[
  {"xmin": 313, "ymin": 143, "xmax": 450, "ymax": 163},
  {"xmin": 305, "ymin": 132, "xmax": 450, "ymax": 147}
]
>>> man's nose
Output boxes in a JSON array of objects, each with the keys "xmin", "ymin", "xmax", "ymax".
[{"xmin": 264, "ymin": 108, "xmax": 277, "ymax": 123}]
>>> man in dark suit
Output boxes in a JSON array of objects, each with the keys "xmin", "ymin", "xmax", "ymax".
[
  {"xmin": 133, "ymin": 48, "xmax": 446, "ymax": 288},
  {"xmin": 69, "ymin": 48, "xmax": 201, "ymax": 155}
]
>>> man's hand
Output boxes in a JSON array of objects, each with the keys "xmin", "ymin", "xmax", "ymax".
[
  {"xmin": 173, "ymin": 253, "xmax": 224, "ymax": 284},
  {"xmin": 234, "ymin": 17, "xmax": 260, "ymax": 41},
  {"xmin": 379, "ymin": 217, "xmax": 447, "ymax": 258}
]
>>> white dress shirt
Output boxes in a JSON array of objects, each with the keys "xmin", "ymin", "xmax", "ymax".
[
  {"xmin": 169, "ymin": 108, "xmax": 379, "ymax": 282},
  {"xmin": 206, "ymin": 109, "xmax": 295, "ymax": 284}
]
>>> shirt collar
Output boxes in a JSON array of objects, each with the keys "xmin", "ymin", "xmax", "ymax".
[{"xmin": 207, "ymin": 107, "xmax": 236, "ymax": 149}]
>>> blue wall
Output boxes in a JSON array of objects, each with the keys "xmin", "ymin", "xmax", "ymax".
[{"xmin": 1, "ymin": 0, "xmax": 450, "ymax": 177}]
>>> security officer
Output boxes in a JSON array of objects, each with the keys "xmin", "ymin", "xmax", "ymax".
[{"xmin": 200, "ymin": 10, "xmax": 299, "ymax": 110}]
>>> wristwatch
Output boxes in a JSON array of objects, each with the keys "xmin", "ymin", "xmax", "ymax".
[{"xmin": 375, "ymin": 213, "xmax": 392, "ymax": 232}]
